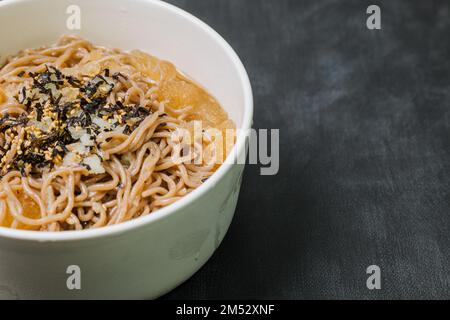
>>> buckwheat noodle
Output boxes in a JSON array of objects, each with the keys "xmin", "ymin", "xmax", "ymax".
[{"xmin": 0, "ymin": 35, "xmax": 234, "ymax": 231}]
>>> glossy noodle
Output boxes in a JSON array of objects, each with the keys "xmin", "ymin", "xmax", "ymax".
[{"xmin": 0, "ymin": 35, "xmax": 235, "ymax": 231}]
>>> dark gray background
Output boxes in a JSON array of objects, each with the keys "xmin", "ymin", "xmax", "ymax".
[{"xmin": 161, "ymin": 0, "xmax": 450, "ymax": 299}]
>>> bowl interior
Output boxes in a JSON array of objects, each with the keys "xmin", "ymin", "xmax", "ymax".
[{"xmin": 0, "ymin": 0, "xmax": 252, "ymax": 240}]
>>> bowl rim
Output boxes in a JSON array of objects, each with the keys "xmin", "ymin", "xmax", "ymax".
[{"xmin": 0, "ymin": 0, "xmax": 253, "ymax": 242}]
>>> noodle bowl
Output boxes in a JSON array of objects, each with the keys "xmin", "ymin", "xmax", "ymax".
[
  {"xmin": 0, "ymin": 0, "xmax": 252, "ymax": 299},
  {"xmin": 0, "ymin": 35, "xmax": 235, "ymax": 231}
]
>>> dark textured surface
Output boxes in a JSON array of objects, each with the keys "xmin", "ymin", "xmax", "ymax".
[{"xmin": 160, "ymin": 0, "xmax": 450, "ymax": 299}]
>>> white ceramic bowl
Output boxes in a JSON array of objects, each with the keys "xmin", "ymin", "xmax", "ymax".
[{"xmin": 0, "ymin": 0, "xmax": 252, "ymax": 299}]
